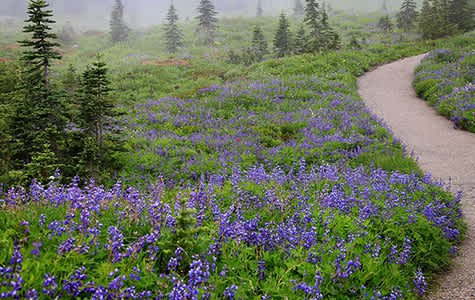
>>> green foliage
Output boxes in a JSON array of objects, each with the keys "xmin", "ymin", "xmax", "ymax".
[
  {"xmin": 397, "ymin": 0, "xmax": 418, "ymax": 33},
  {"xmin": 75, "ymin": 55, "xmax": 124, "ymax": 181},
  {"xmin": 419, "ymin": 0, "xmax": 459, "ymax": 39},
  {"xmin": 294, "ymin": 23, "xmax": 307, "ymax": 54},
  {"xmin": 378, "ymin": 15, "xmax": 394, "ymax": 33},
  {"xmin": 60, "ymin": 64, "xmax": 79, "ymax": 93},
  {"xmin": 164, "ymin": 4, "xmax": 183, "ymax": 54},
  {"xmin": 10, "ymin": 0, "xmax": 66, "ymax": 184},
  {"xmin": 348, "ymin": 35, "xmax": 362, "ymax": 49},
  {"xmin": 157, "ymin": 197, "xmax": 206, "ymax": 273},
  {"xmin": 196, "ymin": 0, "xmax": 218, "ymax": 46},
  {"xmin": 24, "ymin": 143, "xmax": 64, "ymax": 184},
  {"xmin": 304, "ymin": 0, "xmax": 340, "ymax": 52},
  {"xmin": 304, "ymin": 0, "xmax": 321, "ymax": 52},
  {"xmin": 251, "ymin": 25, "xmax": 268, "ymax": 61},
  {"xmin": 110, "ymin": 0, "xmax": 129, "ymax": 43},
  {"xmin": 273, "ymin": 13, "xmax": 292, "ymax": 58},
  {"xmin": 449, "ymin": 0, "xmax": 475, "ymax": 32},
  {"xmin": 413, "ymin": 37, "xmax": 475, "ymax": 132},
  {"xmin": 18, "ymin": 0, "xmax": 61, "ymax": 87}
]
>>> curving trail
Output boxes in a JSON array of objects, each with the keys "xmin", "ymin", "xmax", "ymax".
[{"xmin": 358, "ymin": 55, "xmax": 475, "ymax": 299}]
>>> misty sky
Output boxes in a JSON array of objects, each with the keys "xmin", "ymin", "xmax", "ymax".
[{"xmin": 1, "ymin": 0, "xmax": 422, "ymax": 29}]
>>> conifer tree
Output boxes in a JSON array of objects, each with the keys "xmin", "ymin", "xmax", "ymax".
[
  {"xmin": 449, "ymin": 0, "xmax": 474, "ymax": 32},
  {"xmin": 294, "ymin": 24, "xmax": 307, "ymax": 54},
  {"xmin": 304, "ymin": 0, "xmax": 322, "ymax": 52},
  {"xmin": 251, "ymin": 25, "xmax": 268, "ymax": 61},
  {"xmin": 19, "ymin": 0, "xmax": 61, "ymax": 88},
  {"xmin": 77, "ymin": 55, "xmax": 112, "ymax": 148},
  {"xmin": 419, "ymin": 0, "xmax": 458, "ymax": 39},
  {"xmin": 257, "ymin": 0, "xmax": 263, "ymax": 17},
  {"xmin": 196, "ymin": 0, "xmax": 218, "ymax": 46},
  {"xmin": 12, "ymin": 0, "xmax": 65, "ymax": 176},
  {"xmin": 378, "ymin": 15, "xmax": 394, "ymax": 32},
  {"xmin": 319, "ymin": 6, "xmax": 340, "ymax": 50},
  {"xmin": 419, "ymin": 0, "xmax": 433, "ymax": 38},
  {"xmin": 397, "ymin": 0, "xmax": 418, "ymax": 33},
  {"xmin": 382, "ymin": 0, "xmax": 389, "ymax": 11},
  {"xmin": 294, "ymin": 0, "xmax": 305, "ymax": 18},
  {"xmin": 274, "ymin": 12, "xmax": 292, "ymax": 58},
  {"xmin": 164, "ymin": 3, "xmax": 183, "ymax": 53},
  {"xmin": 76, "ymin": 55, "xmax": 122, "ymax": 179},
  {"xmin": 110, "ymin": 0, "xmax": 129, "ymax": 43}
]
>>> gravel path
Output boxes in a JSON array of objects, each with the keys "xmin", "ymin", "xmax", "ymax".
[{"xmin": 358, "ymin": 54, "xmax": 475, "ymax": 299}]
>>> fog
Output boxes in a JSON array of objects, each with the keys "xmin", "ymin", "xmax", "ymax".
[{"xmin": 1, "ymin": 0, "xmax": 422, "ymax": 29}]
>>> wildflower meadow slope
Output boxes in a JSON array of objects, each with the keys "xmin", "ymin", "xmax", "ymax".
[{"xmin": 1, "ymin": 35, "xmax": 472, "ymax": 299}]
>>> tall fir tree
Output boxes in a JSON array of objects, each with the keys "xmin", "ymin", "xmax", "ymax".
[
  {"xmin": 419, "ymin": 0, "xmax": 458, "ymax": 39},
  {"xmin": 319, "ymin": 6, "xmax": 340, "ymax": 50},
  {"xmin": 419, "ymin": 0, "xmax": 434, "ymax": 38},
  {"xmin": 164, "ymin": 3, "xmax": 183, "ymax": 53},
  {"xmin": 76, "ymin": 55, "xmax": 123, "ymax": 180},
  {"xmin": 304, "ymin": 0, "xmax": 322, "ymax": 52},
  {"xmin": 251, "ymin": 25, "xmax": 268, "ymax": 61},
  {"xmin": 449, "ymin": 0, "xmax": 474, "ymax": 32},
  {"xmin": 257, "ymin": 0, "xmax": 263, "ymax": 17},
  {"xmin": 274, "ymin": 12, "xmax": 292, "ymax": 58},
  {"xmin": 294, "ymin": 23, "xmax": 307, "ymax": 54},
  {"xmin": 12, "ymin": 0, "xmax": 65, "ymax": 181},
  {"xmin": 196, "ymin": 0, "xmax": 218, "ymax": 46},
  {"xmin": 378, "ymin": 15, "xmax": 394, "ymax": 32},
  {"xmin": 397, "ymin": 0, "xmax": 418, "ymax": 34},
  {"xmin": 18, "ymin": 0, "xmax": 61, "ymax": 89},
  {"xmin": 382, "ymin": 0, "xmax": 389, "ymax": 11},
  {"xmin": 110, "ymin": 0, "xmax": 129, "ymax": 43},
  {"xmin": 294, "ymin": 0, "xmax": 305, "ymax": 18}
]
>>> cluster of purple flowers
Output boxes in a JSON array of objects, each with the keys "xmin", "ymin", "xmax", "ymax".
[
  {"xmin": 415, "ymin": 48, "xmax": 475, "ymax": 131},
  {"xmin": 127, "ymin": 76, "xmax": 394, "ymax": 184},
  {"xmin": 0, "ymin": 160, "xmax": 463, "ymax": 298}
]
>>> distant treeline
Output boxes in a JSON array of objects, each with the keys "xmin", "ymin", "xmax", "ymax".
[{"xmin": 4, "ymin": 0, "xmax": 473, "ymax": 19}]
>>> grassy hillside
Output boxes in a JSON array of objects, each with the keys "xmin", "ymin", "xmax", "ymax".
[{"xmin": 0, "ymin": 8, "xmax": 471, "ymax": 299}]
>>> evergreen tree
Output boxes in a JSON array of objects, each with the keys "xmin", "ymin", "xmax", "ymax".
[
  {"xmin": 419, "ymin": 0, "xmax": 458, "ymax": 39},
  {"xmin": 18, "ymin": 0, "xmax": 61, "ymax": 89},
  {"xmin": 12, "ymin": 0, "xmax": 65, "ymax": 180},
  {"xmin": 196, "ymin": 0, "xmax": 218, "ymax": 46},
  {"xmin": 257, "ymin": 0, "xmax": 263, "ymax": 17},
  {"xmin": 251, "ymin": 25, "xmax": 268, "ymax": 61},
  {"xmin": 164, "ymin": 3, "xmax": 183, "ymax": 53},
  {"xmin": 61, "ymin": 64, "xmax": 79, "ymax": 94},
  {"xmin": 0, "ymin": 62, "xmax": 20, "ymax": 182},
  {"xmin": 397, "ymin": 0, "xmax": 418, "ymax": 33},
  {"xmin": 304, "ymin": 0, "xmax": 322, "ymax": 52},
  {"xmin": 274, "ymin": 12, "xmax": 292, "ymax": 58},
  {"xmin": 378, "ymin": 15, "xmax": 394, "ymax": 32},
  {"xmin": 449, "ymin": 0, "xmax": 474, "ymax": 32},
  {"xmin": 110, "ymin": 0, "xmax": 129, "ymax": 43},
  {"xmin": 319, "ymin": 6, "xmax": 340, "ymax": 50},
  {"xmin": 294, "ymin": 0, "xmax": 305, "ymax": 18},
  {"xmin": 294, "ymin": 23, "xmax": 307, "ymax": 54},
  {"xmin": 76, "ymin": 55, "xmax": 123, "ymax": 179},
  {"xmin": 382, "ymin": 0, "xmax": 389, "ymax": 11},
  {"xmin": 419, "ymin": 0, "xmax": 433, "ymax": 38}
]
